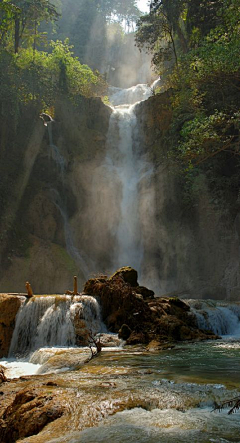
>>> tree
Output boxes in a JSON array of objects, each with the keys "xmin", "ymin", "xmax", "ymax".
[
  {"xmin": 136, "ymin": 0, "xmax": 188, "ymax": 69},
  {"xmin": 0, "ymin": 1, "xmax": 19, "ymax": 48},
  {"xmin": 0, "ymin": 0, "xmax": 59, "ymax": 53}
]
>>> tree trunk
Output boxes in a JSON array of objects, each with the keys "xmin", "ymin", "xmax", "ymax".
[
  {"xmin": 175, "ymin": 21, "xmax": 188, "ymax": 53},
  {"xmin": 14, "ymin": 18, "xmax": 20, "ymax": 53}
]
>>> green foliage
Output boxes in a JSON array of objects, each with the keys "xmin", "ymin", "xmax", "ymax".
[
  {"xmin": 0, "ymin": 39, "xmax": 106, "ymax": 120},
  {"xmin": 137, "ymin": 0, "xmax": 240, "ymax": 209}
]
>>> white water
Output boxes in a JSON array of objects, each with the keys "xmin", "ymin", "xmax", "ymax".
[
  {"xmin": 0, "ymin": 359, "xmax": 41, "ymax": 378},
  {"xmin": 9, "ymin": 295, "xmax": 103, "ymax": 358},
  {"xmin": 107, "ymin": 84, "xmax": 153, "ymax": 270},
  {"xmin": 187, "ymin": 299, "xmax": 240, "ymax": 336}
]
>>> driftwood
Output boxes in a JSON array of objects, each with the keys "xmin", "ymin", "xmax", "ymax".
[
  {"xmin": 214, "ymin": 396, "xmax": 240, "ymax": 414},
  {"xmin": 88, "ymin": 334, "xmax": 102, "ymax": 359}
]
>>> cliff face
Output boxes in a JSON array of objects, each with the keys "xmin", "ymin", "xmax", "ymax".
[
  {"xmin": 136, "ymin": 93, "xmax": 240, "ymax": 299},
  {"xmin": 0, "ymin": 97, "xmax": 112, "ymax": 294},
  {"xmin": 0, "ymin": 91, "xmax": 239, "ymax": 299}
]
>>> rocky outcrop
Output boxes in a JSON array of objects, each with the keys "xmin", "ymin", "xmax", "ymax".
[
  {"xmin": 0, "ymin": 388, "xmax": 65, "ymax": 442},
  {"xmin": 0, "ymin": 96, "xmax": 112, "ymax": 294},
  {"xmin": 83, "ymin": 268, "xmax": 218, "ymax": 345},
  {"xmin": 0, "ymin": 295, "xmax": 23, "ymax": 358}
]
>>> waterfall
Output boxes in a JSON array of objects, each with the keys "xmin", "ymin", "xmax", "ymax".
[
  {"xmin": 106, "ymin": 84, "xmax": 153, "ymax": 271},
  {"xmin": 9, "ymin": 295, "xmax": 103, "ymax": 358},
  {"xmin": 187, "ymin": 300, "xmax": 240, "ymax": 336}
]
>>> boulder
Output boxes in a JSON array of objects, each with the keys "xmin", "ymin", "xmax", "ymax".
[
  {"xmin": 118, "ymin": 324, "xmax": 132, "ymax": 340},
  {"xmin": 126, "ymin": 331, "xmax": 149, "ymax": 345},
  {"xmin": 109, "ymin": 267, "xmax": 138, "ymax": 287},
  {"xmin": 0, "ymin": 388, "xmax": 65, "ymax": 442}
]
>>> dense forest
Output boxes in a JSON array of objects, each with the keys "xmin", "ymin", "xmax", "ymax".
[
  {"xmin": 1, "ymin": 0, "xmax": 239, "ymax": 208},
  {"xmin": 136, "ymin": 0, "xmax": 240, "ymax": 212}
]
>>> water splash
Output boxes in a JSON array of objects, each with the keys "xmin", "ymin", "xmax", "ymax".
[{"xmin": 9, "ymin": 295, "xmax": 103, "ymax": 358}]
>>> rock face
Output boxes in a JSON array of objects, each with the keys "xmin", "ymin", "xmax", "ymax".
[
  {"xmin": 84, "ymin": 268, "xmax": 218, "ymax": 345},
  {"xmin": 0, "ymin": 388, "xmax": 65, "ymax": 442},
  {"xmin": 0, "ymin": 96, "xmax": 112, "ymax": 294},
  {"xmin": 1, "ymin": 87, "xmax": 240, "ymax": 300},
  {"xmin": 134, "ymin": 91, "xmax": 240, "ymax": 300},
  {"xmin": 0, "ymin": 295, "xmax": 22, "ymax": 358}
]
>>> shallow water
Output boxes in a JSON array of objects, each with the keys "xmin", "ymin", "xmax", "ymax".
[
  {"xmin": 87, "ymin": 338, "xmax": 240, "ymax": 388},
  {"xmin": 41, "ymin": 338, "xmax": 240, "ymax": 443},
  {"xmin": 2, "ymin": 337, "xmax": 240, "ymax": 442},
  {"xmin": 56, "ymin": 407, "xmax": 240, "ymax": 443}
]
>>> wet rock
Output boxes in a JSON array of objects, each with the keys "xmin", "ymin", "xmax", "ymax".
[
  {"xmin": 99, "ymin": 333, "xmax": 122, "ymax": 347},
  {"xmin": 0, "ymin": 366, "xmax": 7, "ymax": 384},
  {"xmin": 118, "ymin": 324, "xmax": 132, "ymax": 340},
  {"xmin": 30, "ymin": 348, "xmax": 92, "ymax": 374},
  {"xmin": 126, "ymin": 331, "xmax": 149, "ymax": 345},
  {"xmin": 0, "ymin": 388, "xmax": 65, "ymax": 442},
  {"xmin": 134, "ymin": 286, "xmax": 154, "ymax": 299}
]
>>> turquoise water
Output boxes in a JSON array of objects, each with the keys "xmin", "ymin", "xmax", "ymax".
[{"xmin": 90, "ymin": 339, "xmax": 240, "ymax": 387}]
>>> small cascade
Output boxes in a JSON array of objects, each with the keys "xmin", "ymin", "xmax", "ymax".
[
  {"xmin": 9, "ymin": 294, "xmax": 103, "ymax": 358},
  {"xmin": 187, "ymin": 300, "xmax": 240, "ymax": 336},
  {"xmin": 109, "ymin": 84, "xmax": 152, "ymax": 106},
  {"xmin": 106, "ymin": 83, "xmax": 154, "ymax": 270}
]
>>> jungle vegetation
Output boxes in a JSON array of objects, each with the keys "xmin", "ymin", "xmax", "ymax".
[{"xmin": 136, "ymin": 0, "xmax": 240, "ymax": 208}]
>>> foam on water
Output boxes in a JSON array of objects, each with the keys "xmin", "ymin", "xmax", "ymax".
[{"xmin": 0, "ymin": 359, "xmax": 41, "ymax": 378}]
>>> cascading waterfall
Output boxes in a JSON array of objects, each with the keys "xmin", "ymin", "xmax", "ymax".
[
  {"xmin": 187, "ymin": 299, "xmax": 240, "ymax": 336},
  {"xmin": 9, "ymin": 295, "xmax": 103, "ymax": 358},
  {"xmin": 107, "ymin": 84, "xmax": 153, "ymax": 270}
]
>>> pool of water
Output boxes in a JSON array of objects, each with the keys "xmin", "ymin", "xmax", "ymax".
[{"xmin": 88, "ymin": 338, "xmax": 240, "ymax": 388}]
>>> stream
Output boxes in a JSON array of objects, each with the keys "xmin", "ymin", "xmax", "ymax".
[{"xmin": 1, "ymin": 329, "xmax": 240, "ymax": 442}]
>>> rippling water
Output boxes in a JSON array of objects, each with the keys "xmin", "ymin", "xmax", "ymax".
[
  {"xmin": 2, "ymin": 337, "xmax": 240, "ymax": 442},
  {"xmin": 39, "ymin": 338, "xmax": 240, "ymax": 443}
]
